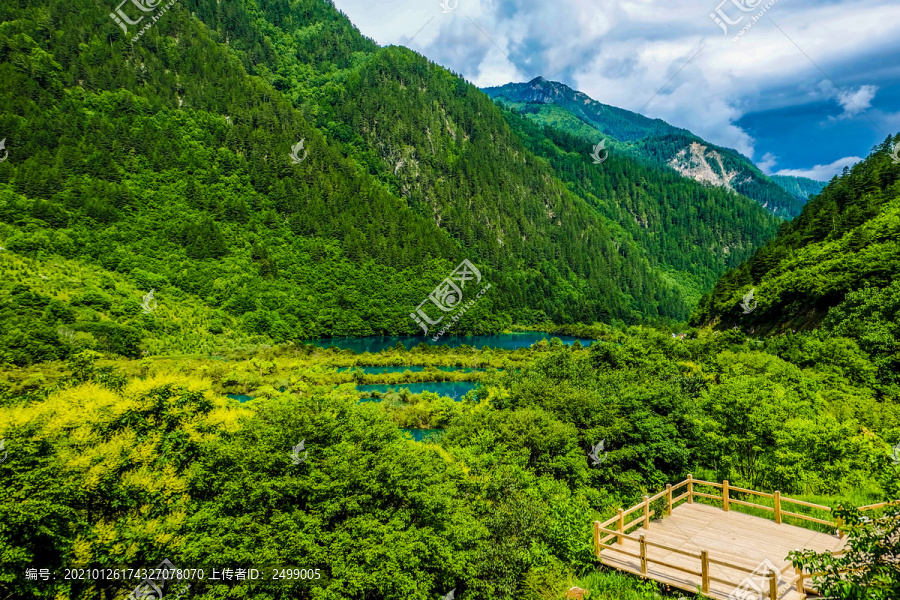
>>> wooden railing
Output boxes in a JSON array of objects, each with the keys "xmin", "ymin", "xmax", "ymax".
[
  {"xmin": 794, "ymin": 499, "xmax": 900, "ymax": 594},
  {"xmin": 592, "ymin": 474, "xmax": 838, "ymax": 598}
]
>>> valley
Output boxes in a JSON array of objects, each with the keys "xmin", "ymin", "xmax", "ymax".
[{"xmin": 0, "ymin": 0, "xmax": 898, "ymax": 599}]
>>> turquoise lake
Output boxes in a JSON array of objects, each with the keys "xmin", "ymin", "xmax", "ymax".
[
  {"xmin": 226, "ymin": 394, "xmax": 254, "ymax": 402},
  {"xmin": 357, "ymin": 381, "xmax": 478, "ymax": 401},
  {"xmin": 336, "ymin": 365, "xmax": 487, "ymax": 374},
  {"xmin": 401, "ymin": 428, "xmax": 443, "ymax": 442},
  {"xmin": 306, "ymin": 332, "xmax": 595, "ymax": 353}
]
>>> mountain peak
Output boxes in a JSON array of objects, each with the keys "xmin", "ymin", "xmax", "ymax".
[{"xmin": 528, "ymin": 76, "xmax": 548, "ymax": 85}]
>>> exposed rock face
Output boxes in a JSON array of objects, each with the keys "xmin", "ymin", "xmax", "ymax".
[
  {"xmin": 482, "ymin": 77, "xmax": 809, "ymax": 217},
  {"xmin": 668, "ymin": 142, "xmax": 739, "ymax": 192}
]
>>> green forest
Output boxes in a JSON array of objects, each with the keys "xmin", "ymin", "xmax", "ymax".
[
  {"xmin": 482, "ymin": 78, "xmax": 811, "ymax": 218},
  {"xmin": 694, "ymin": 136, "xmax": 900, "ymax": 395},
  {"xmin": 1, "ymin": 0, "xmax": 899, "ymax": 598}
]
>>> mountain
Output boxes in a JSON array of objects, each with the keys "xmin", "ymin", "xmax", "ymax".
[
  {"xmin": 492, "ymin": 104, "xmax": 780, "ymax": 301},
  {"xmin": 692, "ymin": 135, "xmax": 900, "ymax": 389},
  {"xmin": 0, "ymin": 0, "xmax": 717, "ymax": 367},
  {"xmin": 770, "ymin": 174, "xmax": 828, "ymax": 203},
  {"xmin": 0, "ymin": 0, "xmax": 793, "ymax": 368},
  {"xmin": 482, "ymin": 77, "xmax": 807, "ymax": 218}
]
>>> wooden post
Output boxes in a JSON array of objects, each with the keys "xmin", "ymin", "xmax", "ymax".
[
  {"xmin": 639, "ymin": 534, "xmax": 647, "ymax": 575},
  {"xmin": 768, "ymin": 572, "xmax": 778, "ymax": 599},
  {"xmin": 565, "ymin": 588, "xmax": 587, "ymax": 600},
  {"xmin": 774, "ymin": 491, "xmax": 782, "ymax": 524},
  {"xmin": 795, "ymin": 564, "xmax": 805, "ymax": 594},
  {"xmin": 593, "ymin": 521, "xmax": 601, "ymax": 557},
  {"xmin": 666, "ymin": 484, "xmax": 673, "ymax": 515},
  {"xmin": 643, "ymin": 495, "xmax": 650, "ymax": 529},
  {"xmin": 687, "ymin": 474, "xmax": 694, "ymax": 504},
  {"xmin": 700, "ymin": 550, "xmax": 709, "ymax": 594},
  {"xmin": 723, "ymin": 480, "xmax": 730, "ymax": 511},
  {"xmin": 617, "ymin": 508, "xmax": 624, "ymax": 544},
  {"xmin": 836, "ymin": 504, "xmax": 844, "ymax": 539}
]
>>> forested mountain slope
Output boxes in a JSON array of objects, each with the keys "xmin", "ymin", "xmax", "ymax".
[
  {"xmin": 483, "ymin": 78, "xmax": 806, "ymax": 217},
  {"xmin": 495, "ymin": 107, "xmax": 780, "ymax": 299},
  {"xmin": 0, "ymin": 0, "xmax": 699, "ymax": 365},
  {"xmin": 770, "ymin": 174, "xmax": 828, "ymax": 203},
  {"xmin": 693, "ymin": 136, "xmax": 900, "ymax": 389},
  {"xmin": 199, "ymin": 0, "xmax": 710, "ymax": 321},
  {"xmin": 0, "ymin": 0, "xmax": 790, "ymax": 365},
  {"xmin": 203, "ymin": 1, "xmax": 783, "ymax": 307}
]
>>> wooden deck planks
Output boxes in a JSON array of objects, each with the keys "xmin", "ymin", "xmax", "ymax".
[{"xmin": 599, "ymin": 502, "xmax": 846, "ymax": 600}]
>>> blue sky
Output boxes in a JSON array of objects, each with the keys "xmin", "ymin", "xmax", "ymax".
[{"xmin": 332, "ymin": 0, "xmax": 900, "ymax": 180}]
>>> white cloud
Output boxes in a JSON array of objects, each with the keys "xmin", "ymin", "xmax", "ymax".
[
  {"xmin": 333, "ymin": 0, "xmax": 900, "ymax": 164},
  {"xmin": 758, "ymin": 152, "xmax": 778, "ymax": 175},
  {"xmin": 775, "ymin": 156, "xmax": 862, "ymax": 180},
  {"xmin": 819, "ymin": 81, "xmax": 879, "ymax": 119},
  {"xmin": 839, "ymin": 85, "xmax": 878, "ymax": 114}
]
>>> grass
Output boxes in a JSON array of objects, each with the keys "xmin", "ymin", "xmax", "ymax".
[{"xmin": 571, "ymin": 570, "xmax": 700, "ymax": 600}]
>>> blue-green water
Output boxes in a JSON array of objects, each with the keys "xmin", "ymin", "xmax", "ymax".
[
  {"xmin": 336, "ymin": 365, "xmax": 485, "ymax": 374},
  {"xmin": 306, "ymin": 332, "xmax": 594, "ymax": 354},
  {"xmin": 357, "ymin": 381, "xmax": 478, "ymax": 401},
  {"xmin": 401, "ymin": 428, "xmax": 443, "ymax": 442},
  {"xmin": 226, "ymin": 394, "xmax": 254, "ymax": 402}
]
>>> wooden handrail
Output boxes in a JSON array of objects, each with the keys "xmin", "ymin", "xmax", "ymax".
[
  {"xmin": 623, "ymin": 511, "xmax": 654, "ymax": 532},
  {"xmin": 672, "ymin": 492, "xmax": 690, "ymax": 504},
  {"xmin": 796, "ymin": 559, "xmax": 869, "ymax": 594},
  {"xmin": 858, "ymin": 498, "xmax": 900, "ymax": 511},
  {"xmin": 597, "ymin": 477, "xmax": 900, "ymax": 559},
  {"xmin": 693, "ymin": 491, "xmax": 721, "ymax": 501},
  {"xmin": 621, "ymin": 502, "xmax": 645, "ymax": 518},
  {"xmin": 729, "ymin": 498, "xmax": 774, "ymax": 511},
  {"xmin": 781, "ymin": 509, "xmax": 832, "ymax": 526},
  {"xmin": 648, "ymin": 487, "xmax": 668, "ymax": 503},
  {"xmin": 781, "ymin": 497, "xmax": 832, "ymax": 511},
  {"xmin": 646, "ymin": 539, "xmax": 702, "ymax": 559},
  {"xmin": 691, "ymin": 478, "xmax": 723, "ymax": 487},
  {"xmin": 729, "ymin": 484, "xmax": 774, "ymax": 498},
  {"xmin": 594, "ymin": 477, "xmax": 900, "ymax": 599},
  {"xmin": 595, "ymin": 525, "xmax": 779, "ymax": 597}
]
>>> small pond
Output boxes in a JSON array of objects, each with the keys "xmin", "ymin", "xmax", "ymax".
[
  {"xmin": 306, "ymin": 332, "xmax": 595, "ymax": 353},
  {"xmin": 336, "ymin": 366, "xmax": 487, "ymax": 374},
  {"xmin": 226, "ymin": 394, "xmax": 254, "ymax": 402},
  {"xmin": 401, "ymin": 428, "xmax": 444, "ymax": 442},
  {"xmin": 357, "ymin": 381, "xmax": 478, "ymax": 401}
]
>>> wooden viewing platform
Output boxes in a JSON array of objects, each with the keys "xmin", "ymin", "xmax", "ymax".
[{"xmin": 593, "ymin": 475, "xmax": 895, "ymax": 599}]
